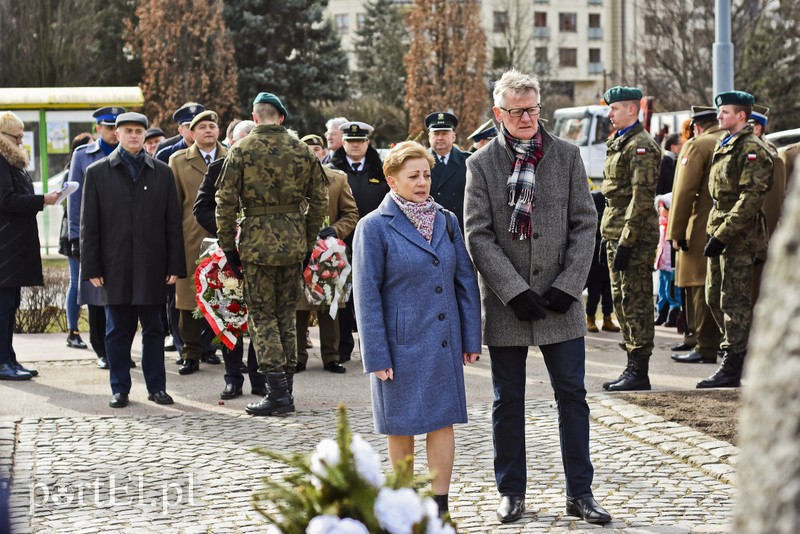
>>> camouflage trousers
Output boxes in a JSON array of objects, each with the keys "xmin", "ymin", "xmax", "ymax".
[
  {"xmin": 606, "ymin": 240, "xmax": 655, "ymax": 358},
  {"xmin": 242, "ymin": 263, "xmax": 301, "ymax": 374},
  {"xmin": 705, "ymin": 253, "xmax": 754, "ymax": 354}
]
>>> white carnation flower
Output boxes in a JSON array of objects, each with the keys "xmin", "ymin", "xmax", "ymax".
[
  {"xmin": 309, "ymin": 438, "xmax": 340, "ymax": 487},
  {"xmin": 350, "ymin": 433, "xmax": 385, "ymax": 488},
  {"xmin": 306, "ymin": 515, "xmax": 369, "ymax": 534},
  {"xmin": 222, "ymin": 277, "xmax": 239, "ymax": 290},
  {"xmin": 375, "ymin": 487, "xmax": 424, "ymax": 533}
]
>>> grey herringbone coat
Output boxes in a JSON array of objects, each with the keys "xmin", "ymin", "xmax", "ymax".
[{"xmin": 464, "ymin": 125, "xmax": 596, "ymax": 346}]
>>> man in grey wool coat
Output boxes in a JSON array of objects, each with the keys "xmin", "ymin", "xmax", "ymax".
[{"xmin": 464, "ymin": 69, "xmax": 611, "ymax": 525}]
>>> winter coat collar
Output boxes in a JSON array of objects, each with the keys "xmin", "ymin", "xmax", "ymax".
[
  {"xmin": 0, "ymin": 133, "xmax": 29, "ymax": 169},
  {"xmin": 107, "ymin": 147, "xmax": 155, "ymax": 170},
  {"xmin": 376, "ymin": 194, "xmax": 445, "ymax": 254}
]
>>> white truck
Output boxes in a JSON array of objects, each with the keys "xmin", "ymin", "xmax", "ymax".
[{"xmin": 551, "ymin": 105, "xmax": 611, "ymax": 187}]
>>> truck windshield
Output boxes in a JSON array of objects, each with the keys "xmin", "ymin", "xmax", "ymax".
[{"xmin": 553, "ymin": 113, "xmax": 590, "ymax": 146}]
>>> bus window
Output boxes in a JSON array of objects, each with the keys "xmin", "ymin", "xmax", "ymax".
[{"xmin": 594, "ymin": 116, "xmax": 611, "ymax": 143}]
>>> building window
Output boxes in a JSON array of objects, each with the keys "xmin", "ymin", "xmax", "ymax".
[
  {"xmin": 493, "ymin": 11, "xmax": 508, "ymax": 33},
  {"xmin": 334, "ymin": 14, "xmax": 349, "ymax": 34},
  {"xmin": 588, "ymin": 14, "xmax": 603, "ymax": 39},
  {"xmin": 588, "ymin": 48, "xmax": 603, "ymax": 73},
  {"xmin": 559, "ymin": 48, "xmax": 577, "ymax": 67},
  {"xmin": 559, "ymin": 13, "xmax": 577, "ymax": 32},
  {"xmin": 534, "ymin": 12, "xmax": 547, "ymax": 27}
]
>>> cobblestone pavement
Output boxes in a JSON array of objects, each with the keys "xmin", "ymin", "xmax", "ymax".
[{"xmin": 0, "ymin": 330, "xmax": 737, "ymax": 533}]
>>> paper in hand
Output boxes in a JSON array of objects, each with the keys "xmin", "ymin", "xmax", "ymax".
[{"xmin": 54, "ymin": 181, "xmax": 79, "ymax": 205}]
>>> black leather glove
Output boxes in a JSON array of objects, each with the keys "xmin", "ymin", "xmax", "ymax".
[
  {"xmin": 703, "ymin": 236, "xmax": 726, "ymax": 258},
  {"xmin": 612, "ymin": 244, "xmax": 632, "ymax": 272},
  {"xmin": 542, "ymin": 287, "xmax": 576, "ymax": 314},
  {"xmin": 70, "ymin": 238, "xmax": 80, "ymax": 260},
  {"xmin": 318, "ymin": 226, "xmax": 336, "ymax": 240},
  {"xmin": 677, "ymin": 239, "xmax": 689, "ymax": 251},
  {"xmin": 224, "ymin": 250, "xmax": 243, "ymax": 279},
  {"xmin": 598, "ymin": 238, "xmax": 608, "ymax": 268},
  {"xmin": 508, "ymin": 290, "xmax": 548, "ymax": 322}
]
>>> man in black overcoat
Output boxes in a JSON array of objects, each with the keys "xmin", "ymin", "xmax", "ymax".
[{"xmin": 426, "ymin": 111, "xmax": 471, "ymax": 229}]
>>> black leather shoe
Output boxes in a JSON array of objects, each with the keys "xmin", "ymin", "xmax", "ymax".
[
  {"xmin": 323, "ymin": 361, "xmax": 347, "ymax": 374},
  {"xmin": 497, "ymin": 494, "xmax": 525, "ymax": 523},
  {"xmin": 220, "ymin": 383, "xmax": 243, "ymax": 399},
  {"xmin": 295, "ymin": 362, "xmax": 306, "ymax": 373},
  {"xmin": 566, "ymin": 495, "xmax": 611, "ymax": 524},
  {"xmin": 178, "ymin": 359, "xmax": 200, "ymax": 375},
  {"xmin": 148, "ymin": 391, "xmax": 174, "ymax": 405},
  {"xmin": 175, "ymin": 356, "xmax": 184, "ymax": 365},
  {"xmin": 670, "ymin": 341, "xmax": 696, "ymax": 351},
  {"xmin": 0, "ymin": 363, "xmax": 32, "ymax": 380},
  {"xmin": 251, "ymin": 386, "xmax": 267, "ymax": 396},
  {"xmin": 66, "ymin": 331, "xmax": 88, "ymax": 349},
  {"xmin": 671, "ymin": 350, "xmax": 716, "ymax": 364},
  {"xmin": 11, "ymin": 361, "xmax": 38, "ymax": 377},
  {"xmin": 97, "ymin": 356, "xmax": 109, "ymax": 370},
  {"xmin": 109, "ymin": 393, "xmax": 129, "ymax": 408},
  {"xmin": 201, "ymin": 353, "xmax": 221, "ymax": 364}
]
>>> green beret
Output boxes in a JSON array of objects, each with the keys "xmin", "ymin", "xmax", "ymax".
[
  {"xmin": 253, "ymin": 92, "xmax": 288, "ymax": 118},
  {"xmin": 603, "ymin": 86, "xmax": 643, "ymax": 105},
  {"xmin": 714, "ymin": 91, "xmax": 755, "ymax": 107}
]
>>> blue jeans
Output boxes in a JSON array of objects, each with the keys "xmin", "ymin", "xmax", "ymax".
[
  {"xmin": 489, "ymin": 338, "xmax": 594, "ymax": 498},
  {"xmin": 656, "ymin": 270, "xmax": 681, "ymax": 312},
  {"xmin": 105, "ymin": 304, "xmax": 165, "ymax": 395},
  {"xmin": 65, "ymin": 257, "xmax": 80, "ymax": 331},
  {"xmin": 0, "ymin": 287, "xmax": 20, "ymax": 366}
]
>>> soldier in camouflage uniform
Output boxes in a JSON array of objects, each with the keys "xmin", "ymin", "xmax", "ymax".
[
  {"xmin": 600, "ymin": 86, "xmax": 661, "ymax": 392},
  {"xmin": 215, "ymin": 92, "xmax": 328, "ymax": 415},
  {"xmin": 699, "ymin": 91, "xmax": 773, "ymax": 388}
]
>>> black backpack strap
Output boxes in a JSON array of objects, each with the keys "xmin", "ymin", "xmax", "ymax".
[{"xmin": 439, "ymin": 207, "xmax": 455, "ymax": 242}]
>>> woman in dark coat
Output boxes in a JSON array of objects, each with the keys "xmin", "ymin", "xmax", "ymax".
[
  {"xmin": 0, "ymin": 111, "xmax": 59, "ymax": 380},
  {"xmin": 352, "ymin": 141, "xmax": 482, "ymax": 516}
]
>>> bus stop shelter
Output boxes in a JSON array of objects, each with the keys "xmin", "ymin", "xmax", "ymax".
[{"xmin": 0, "ymin": 86, "xmax": 144, "ymax": 253}]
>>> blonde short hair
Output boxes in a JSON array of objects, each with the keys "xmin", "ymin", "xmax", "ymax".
[
  {"xmin": 493, "ymin": 69, "xmax": 541, "ymax": 108},
  {"xmin": 0, "ymin": 111, "xmax": 24, "ymax": 133},
  {"xmin": 382, "ymin": 141, "xmax": 435, "ymax": 177}
]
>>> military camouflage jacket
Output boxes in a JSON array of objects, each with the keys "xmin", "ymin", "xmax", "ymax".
[
  {"xmin": 600, "ymin": 122, "xmax": 661, "ymax": 246},
  {"xmin": 215, "ymin": 124, "xmax": 328, "ymax": 266},
  {"xmin": 707, "ymin": 125, "xmax": 773, "ymax": 251}
]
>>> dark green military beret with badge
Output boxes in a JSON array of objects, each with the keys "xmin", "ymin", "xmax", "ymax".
[
  {"xmin": 603, "ymin": 86, "xmax": 643, "ymax": 105},
  {"xmin": 714, "ymin": 91, "xmax": 755, "ymax": 107},
  {"xmin": 253, "ymin": 92, "xmax": 288, "ymax": 118}
]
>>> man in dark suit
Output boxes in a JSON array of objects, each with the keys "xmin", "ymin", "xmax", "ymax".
[
  {"xmin": 81, "ymin": 112, "xmax": 186, "ymax": 408},
  {"xmin": 426, "ymin": 111, "xmax": 470, "ymax": 229}
]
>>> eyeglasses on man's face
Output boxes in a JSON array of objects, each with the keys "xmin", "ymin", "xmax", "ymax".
[
  {"xmin": 2, "ymin": 132, "xmax": 24, "ymax": 143},
  {"xmin": 500, "ymin": 105, "xmax": 543, "ymax": 119}
]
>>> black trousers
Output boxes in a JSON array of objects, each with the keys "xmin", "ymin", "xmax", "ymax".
[{"xmin": 87, "ymin": 304, "xmax": 107, "ymax": 358}]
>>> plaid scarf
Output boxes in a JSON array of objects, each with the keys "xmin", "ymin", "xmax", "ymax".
[
  {"xmin": 504, "ymin": 127, "xmax": 544, "ymax": 240},
  {"xmin": 389, "ymin": 190, "xmax": 437, "ymax": 243}
]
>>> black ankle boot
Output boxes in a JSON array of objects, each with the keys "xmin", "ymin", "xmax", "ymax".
[
  {"xmin": 697, "ymin": 351, "xmax": 743, "ymax": 388},
  {"xmin": 606, "ymin": 355, "xmax": 651, "ymax": 391},
  {"xmin": 433, "ymin": 494, "xmax": 449, "ymax": 517},
  {"xmin": 245, "ymin": 372, "xmax": 295, "ymax": 416}
]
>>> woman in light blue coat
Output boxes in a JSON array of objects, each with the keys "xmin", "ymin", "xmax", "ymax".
[{"xmin": 352, "ymin": 141, "xmax": 482, "ymax": 516}]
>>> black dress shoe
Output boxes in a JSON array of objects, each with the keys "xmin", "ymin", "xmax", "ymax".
[
  {"xmin": 66, "ymin": 331, "xmax": 88, "ymax": 349},
  {"xmin": 251, "ymin": 386, "xmax": 267, "ymax": 396},
  {"xmin": 178, "ymin": 359, "xmax": 200, "ymax": 375},
  {"xmin": 566, "ymin": 495, "xmax": 611, "ymax": 524},
  {"xmin": 109, "ymin": 393, "xmax": 129, "ymax": 408},
  {"xmin": 671, "ymin": 350, "xmax": 716, "ymax": 364},
  {"xmin": 323, "ymin": 361, "xmax": 347, "ymax": 374},
  {"xmin": 97, "ymin": 356, "xmax": 109, "ymax": 370},
  {"xmin": 670, "ymin": 341, "xmax": 696, "ymax": 351},
  {"xmin": 11, "ymin": 361, "xmax": 38, "ymax": 377},
  {"xmin": 220, "ymin": 383, "xmax": 243, "ymax": 399},
  {"xmin": 295, "ymin": 362, "xmax": 306, "ymax": 373},
  {"xmin": 148, "ymin": 391, "xmax": 174, "ymax": 405},
  {"xmin": 175, "ymin": 356, "xmax": 184, "ymax": 365},
  {"xmin": 0, "ymin": 363, "xmax": 32, "ymax": 380},
  {"xmin": 497, "ymin": 494, "xmax": 525, "ymax": 523}
]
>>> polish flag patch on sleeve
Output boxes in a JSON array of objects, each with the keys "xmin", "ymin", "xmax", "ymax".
[
  {"xmin": 747, "ymin": 152, "xmax": 758, "ymax": 161},
  {"xmin": 682, "ymin": 157, "xmax": 688, "ymax": 165},
  {"xmin": 636, "ymin": 148, "xmax": 647, "ymax": 155}
]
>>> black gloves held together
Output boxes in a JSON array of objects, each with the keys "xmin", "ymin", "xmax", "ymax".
[
  {"xmin": 508, "ymin": 290, "xmax": 548, "ymax": 322},
  {"xmin": 318, "ymin": 226, "xmax": 337, "ymax": 240},
  {"xmin": 612, "ymin": 244, "xmax": 632, "ymax": 272},
  {"xmin": 542, "ymin": 287, "xmax": 576, "ymax": 314},
  {"xmin": 677, "ymin": 239, "xmax": 689, "ymax": 251},
  {"xmin": 69, "ymin": 239, "xmax": 80, "ymax": 260},
  {"xmin": 224, "ymin": 250, "xmax": 243, "ymax": 279},
  {"xmin": 703, "ymin": 236, "xmax": 726, "ymax": 258}
]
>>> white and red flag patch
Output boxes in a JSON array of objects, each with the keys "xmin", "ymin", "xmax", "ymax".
[
  {"xmin": 682, "ymin": 157, "xmax": 688, "ymax": 165},
  {"xmin": 747, "ymin": 152, "xmax": 758, "ymax": 161},
  {"xmin": 636, "ymin": 148, "xmax": 647, "ymax": 155}
]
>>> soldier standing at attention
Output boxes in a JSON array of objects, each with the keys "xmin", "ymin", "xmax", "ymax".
[
  {"xmin": 698, "ymin": 91, "xmax": 773, "ymax": 389},
  {"xmin": 426, "ymin": 111, "xmax": 470, "ymax": 228},
  {"xmin": 215, "ymin": 93, "xmax": 327, "ymax": 416},
  {"xmin": 600, "ymin": 86, "xmax": 661, "ymax": 392}
]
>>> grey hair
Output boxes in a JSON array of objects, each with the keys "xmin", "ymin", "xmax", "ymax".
[
  {"xmin": 232, "ymin": 120, "xmax": 256, "ymax": 141},
  {"xmin": 325, "ymin": 117, "xmax": 349, "ymax": 132},
  {"xmin": 493, "ymin": 69, "xmax": 541, "ymax": 108}
]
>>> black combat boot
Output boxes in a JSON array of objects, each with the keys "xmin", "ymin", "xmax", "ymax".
[
  {"xmin": 602, "ymin": 357, "xmax": 633, "ymax": 390},
  {"xmin": 606, "ymin": 355, "xmax": 651, "ymax": 391},
  {"xmin": 696, "ymin": 351, "xmax": 743, "ymax": 388},
  {"xmin": 245, "ymin": 372, "xmax": 295, "ymax": 416},
  {"xmin": 286, "ymin": 372, "xmax": 294, "ymax": 396}
]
